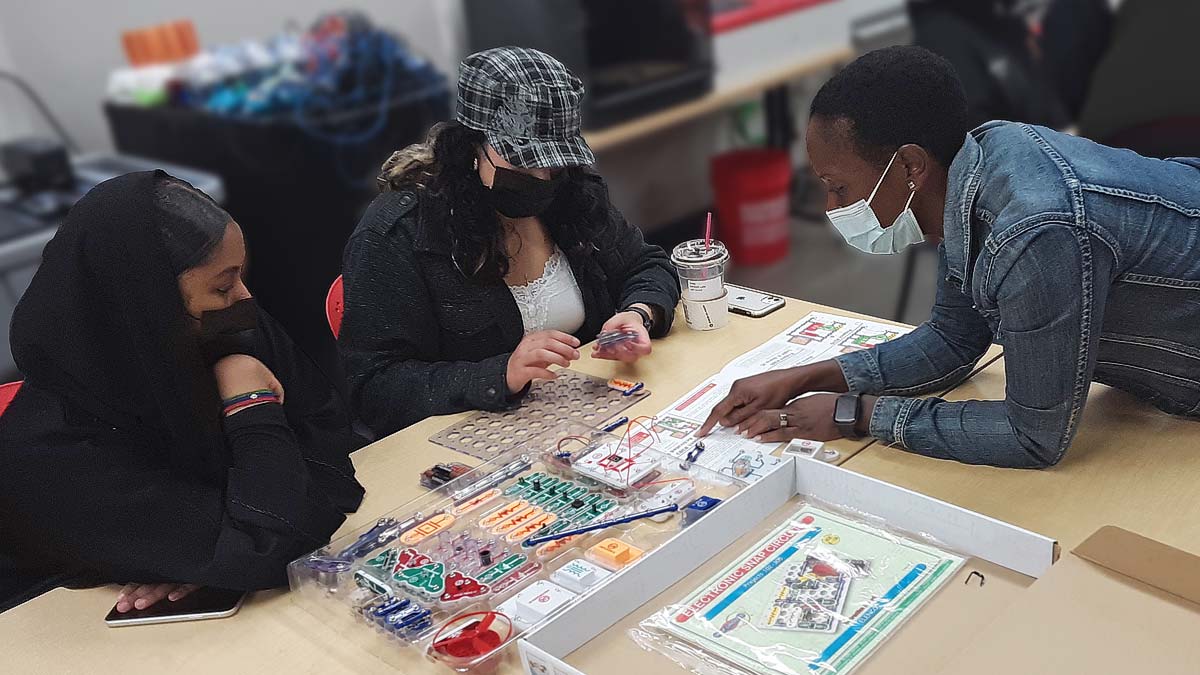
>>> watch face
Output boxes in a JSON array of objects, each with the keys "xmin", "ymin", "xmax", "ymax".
[{"xmin": 833, "ymin": 395, "xmax": 858, "ymax": 424}]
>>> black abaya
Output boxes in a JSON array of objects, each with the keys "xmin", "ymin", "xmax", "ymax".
[{"xmin": 0, "ymin": 171, "xmax": 366, "ymax": 612}]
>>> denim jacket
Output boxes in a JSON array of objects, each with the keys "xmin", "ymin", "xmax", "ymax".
[{"xmin": 836, "ymin": 121, "xmax": 1200, "ymax": 468}]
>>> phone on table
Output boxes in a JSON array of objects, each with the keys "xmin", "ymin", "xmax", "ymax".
[
  {"xmin": 104, "ymin": 587, "xmax": 246, "ymax": 627},
  {"xmin": 726, "ymin": 284, "xmax": 786, "ymax": 318}
]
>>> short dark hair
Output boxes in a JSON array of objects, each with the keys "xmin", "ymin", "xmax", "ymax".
[{"xmin": 810, "ymin": 45, "xmax": 969, "ymax": 168}]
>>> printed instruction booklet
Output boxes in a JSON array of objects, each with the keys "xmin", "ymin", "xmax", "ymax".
[
  {"xmin": 647, "ymin": 312, "xmax": 910, "ymax": 480},
  {"xmin": 648, "ymin": 505, "xmax": 963, "ymax": 675}
]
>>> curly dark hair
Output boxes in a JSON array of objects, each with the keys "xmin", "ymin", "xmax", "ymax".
[
  {"xmin": 810, "ymin": 45, "xmax": 969, "ymax": 168},
  {"xmin": 389, "ymin": 121, "xmax": 608, "ymax": 282}
]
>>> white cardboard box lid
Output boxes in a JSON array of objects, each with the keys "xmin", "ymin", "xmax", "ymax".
[
  {"xmin": 526, "ymin": 454, "xmax": 1059, "ymax": 661},
  {"xmin": 794, "ymin": 454, "xmax": 1059, "ymax": 578}
]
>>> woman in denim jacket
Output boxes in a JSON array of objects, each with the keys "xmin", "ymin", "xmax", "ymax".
[{"xmin": 702, "ymin": 46, "xmax": 1200, "ymax": 468}]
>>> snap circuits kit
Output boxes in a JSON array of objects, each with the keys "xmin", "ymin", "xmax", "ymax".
[{"xmin": 288, "ymin": 419, "xmax": 746, "ymax": 672}]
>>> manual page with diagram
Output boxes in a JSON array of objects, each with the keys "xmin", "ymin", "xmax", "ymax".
[
  {"xmin": 651, "ymin": 505, "xmax": 963, "ymax": 675},
  {"xmin": 646, "ymin": 312, "xmax": 911, "ymax": 481}
]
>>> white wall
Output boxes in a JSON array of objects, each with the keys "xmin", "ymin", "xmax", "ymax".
[
  {"xmin": 0, "ymin": 26, "xmax": 35, "ymax": 146},
  {"xmin": 0, "ymin": 0, "xmax": 713, "ymax": 225},
  {"xmin": 0, "ymin": 0, "xmax": 464, "ymax": 152},
  {"xmin": 0, "ymin": 0, "xmax": 888, "ymax": 228}
]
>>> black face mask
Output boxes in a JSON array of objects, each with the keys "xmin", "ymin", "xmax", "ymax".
[
  {"xmin": 196, "ymin": 297, "xmax": 260, "ymax": 365},
  {"xmin": 485, "ymin": 153, "xmax": 563, "ymax": 218}
]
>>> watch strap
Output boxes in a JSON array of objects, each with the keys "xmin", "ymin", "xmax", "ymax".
[
  {"xmin": 835, "ymin": 392, "xmax": 863, "ymax": 440},
  {"xmin": 623, "ymin": 305, "xmax": 653, "ymax": 332}
]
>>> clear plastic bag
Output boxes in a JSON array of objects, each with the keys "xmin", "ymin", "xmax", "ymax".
[{"xmin": 630, "ymin": 502, "xmax": 964, "ymax": 675}]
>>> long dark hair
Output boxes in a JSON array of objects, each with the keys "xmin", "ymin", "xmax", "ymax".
[{"xmin": 386, "ymin": 121, "xmax": 608, "ymax": 281}]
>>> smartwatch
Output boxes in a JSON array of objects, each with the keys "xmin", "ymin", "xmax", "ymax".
[
  {"xmin": 833, "ymin": 393, "xmax": 864, "ymax": 440},
  {"xmin": 623, "ymin": 305, "xmax": 654, "ymax": 332}
]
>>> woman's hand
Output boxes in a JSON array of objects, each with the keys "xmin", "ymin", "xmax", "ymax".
[
  {"xmin": 213, "ymin": 354, "xmax": 284, "ymax": 404},
  {"xmin": 734, "ymin": 394, "xmax": 843, "ymax": 443},
  {"xmin": 506, "ymin": 330, "xmax": 582, "ymax": 393},
  {"xmin": 730, "ymin": 393, "xmax": 879, "ymax": 443},
  {"xmin": 698, "ymin": 360, "xmax": 849, "ymax": 436},
  {"xmin": 115, "ymin": 582, "xmax": 200, "ymax": 613},
  {"xmin": 593, "ymin": 310, "xmax": 652, "ymax": 363},
  {"xmin": 699, "ymin": 368, "xmax": 808, "ymax": 436}
]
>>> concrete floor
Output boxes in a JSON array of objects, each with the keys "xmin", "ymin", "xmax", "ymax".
[{"xmin": 727, "ymin": 216, "xmax": 941, "ymax": 327}]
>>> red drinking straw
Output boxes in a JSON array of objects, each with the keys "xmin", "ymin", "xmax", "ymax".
[{"xmin": 704, "ymin": 211, "xmax": 712, "ymax": 251}]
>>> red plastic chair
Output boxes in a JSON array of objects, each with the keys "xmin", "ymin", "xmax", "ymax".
[
  {"xmin": 325, "ymin": 275, "xmax": 345, "ymax": 338},
  {"xmin": 0, "ymin": 380, "xmax": 22, "ymax": 418}
]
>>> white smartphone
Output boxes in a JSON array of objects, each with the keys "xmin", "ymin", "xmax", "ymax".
[
  {"xmin": 104, "ymin": 587, "xmax": 246, "ymax": 627},
  {"xmin": 726, "ymin": 284, "xmax": 786, "ymax": 318}
]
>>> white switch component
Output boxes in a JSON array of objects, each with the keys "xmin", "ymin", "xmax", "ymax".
[
  {"xmin": 658, "ymin": 480, "xmax": 696, "ymax": 504},
  {"xmin": 496, "ymin": 580, "xmax": 577, "ymax": 630},
  {"xmin": 551, "ymin": 558, "xmax": 612, "ymax": 594},
  {"xmin": 571, "ymin": 441, "xmax": 660, "ymax": 489},
  {"xmin": 633, "ymin": 480, "xmax": 697, "ymax": 522},
  {"xmin": 783, "ymin": 439, "xmax": 839, "ymax": 462}
]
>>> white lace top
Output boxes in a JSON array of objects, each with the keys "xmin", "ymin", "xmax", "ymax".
[{"xmin": 507, "ymin": 248, "xmax": 586, "ymax": 335}]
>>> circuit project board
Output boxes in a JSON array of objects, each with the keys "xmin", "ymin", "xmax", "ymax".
[
  {"xmin": 430, "ymin": 370, "xmax": 649, "ymax": 460},
  {"xmin": 288, "ymin": 424, "xmax": 743, "ymax": 672}
]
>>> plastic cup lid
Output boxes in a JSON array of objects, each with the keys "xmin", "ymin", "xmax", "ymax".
[{"xmin": 671, "ymin": 239, "xmax": 729, "ymax": 266}]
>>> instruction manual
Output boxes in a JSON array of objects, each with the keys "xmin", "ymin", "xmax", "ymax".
[
  {"xmin": 650, "ymin": 505, "xmax": 963, "ymax": 675},
  {"xmin": 649, "ymin": 312, "xmax": 911, "ymax": 480}
]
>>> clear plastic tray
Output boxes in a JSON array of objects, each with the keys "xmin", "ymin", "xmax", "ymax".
[{"xmin": 288, "ymin": 419, "xmax": 748, "ymax": 672}]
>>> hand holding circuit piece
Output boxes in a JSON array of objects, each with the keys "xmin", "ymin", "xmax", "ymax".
[{"xmin": 593, "ymin": 310, "xmax": 652, "ymax": 363}]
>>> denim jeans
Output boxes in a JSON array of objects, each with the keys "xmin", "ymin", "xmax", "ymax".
[{"xmin": 836, "ymin": 121, "xmax": 1200, "ymax": 468}]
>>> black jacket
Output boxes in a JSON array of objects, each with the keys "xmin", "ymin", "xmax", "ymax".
[{"xmin": 339, "ymin": 173, "xmax": 680, "ymax": 436}]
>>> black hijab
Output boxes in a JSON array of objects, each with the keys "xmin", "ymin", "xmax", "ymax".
[{"xmin": 10, "ymin": 170, "xmax": 229, "ymax": 479}]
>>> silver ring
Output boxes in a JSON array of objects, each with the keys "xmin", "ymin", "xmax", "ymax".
[{"xmin": 778, "ymin": 412, "xmax": 789, "ymax": 429}]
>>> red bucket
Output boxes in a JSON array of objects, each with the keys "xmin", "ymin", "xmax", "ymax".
[{"xmin": 710, "ymin": 148, "xmax": 792, "ymax": 265}]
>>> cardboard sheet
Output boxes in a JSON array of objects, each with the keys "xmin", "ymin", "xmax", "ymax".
[{"xmin": 935, "ymin": 526, "xmax": 1200, "ymax": 674}]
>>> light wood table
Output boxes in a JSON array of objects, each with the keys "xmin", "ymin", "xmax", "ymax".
[
  {"xmin": 0, "ymin": 300, "xmax": 987, "ymax": 674},
  {"xmin": 336, "ymin": 298, "xmax": 918, "ymax": 538},
  {"xmin": 583, "ymin": 47, "xmax": 852, "ymax": 153},
  {"xmin": 844, "ymin": 359, "xmax": 1200, "ymax": 555}
]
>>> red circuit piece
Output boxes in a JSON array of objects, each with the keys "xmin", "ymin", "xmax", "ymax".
[
  {"xmin": 441, "ymin": 571, "xmax": 491, "ymax": 602},
  {"xmin": 395, "ymin": 547, "xmax": 433, "ymax": 570}
]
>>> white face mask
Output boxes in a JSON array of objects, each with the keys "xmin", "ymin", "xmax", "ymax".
[{"xmin": 825, "ymin": 151, "xmax": 924, "ymax": 255}]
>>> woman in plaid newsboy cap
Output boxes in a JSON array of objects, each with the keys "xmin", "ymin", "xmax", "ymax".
[{"xmin": 339, "ymin": 47, "xmax": 681, "ymax": 435}]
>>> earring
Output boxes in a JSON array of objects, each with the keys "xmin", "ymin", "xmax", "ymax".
[
  {"xmin": 907, "ymin": 180, "xmax": 916, "ymax": 190},
  {"xmin": 473, "ymin": 157, "xmax": 479, "ymax": 171}
]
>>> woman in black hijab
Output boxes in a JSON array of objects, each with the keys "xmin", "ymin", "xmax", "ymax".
[{"xmin": 0, "ymin": 171, "xmax": 366, "ymax": 613}]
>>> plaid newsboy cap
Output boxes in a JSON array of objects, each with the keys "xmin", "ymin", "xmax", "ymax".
[{"xmin": 456, "ymin": 46, "xmax": 595, "ymax": 169}]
